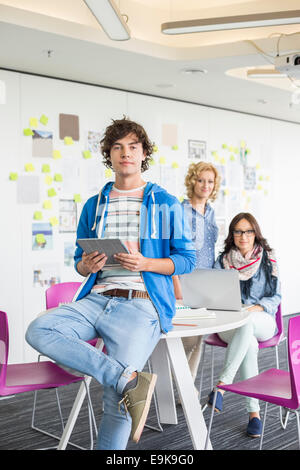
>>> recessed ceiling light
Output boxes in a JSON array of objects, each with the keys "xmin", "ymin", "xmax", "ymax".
[
  {"xmin": 180, "ymin": 68, "xmax": 208, "ymax": 75},
  {"xmin": 257, "ymin": 99, "xmax": 268, "ymax": 104}
]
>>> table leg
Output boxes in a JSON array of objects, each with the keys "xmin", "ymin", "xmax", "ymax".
[
  {"xmin": 57, "ymin": 338, "xmax": 104, "ymax": 450},
  {"xmin": 150, "ymin": 340, "xmax": 177, "ymax": 425},
  {"xmin": 166, "ymin": 337, "xmax": 212, "ymax": 450}
]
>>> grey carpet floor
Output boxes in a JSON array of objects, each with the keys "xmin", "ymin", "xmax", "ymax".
[{"xmin": 0, "ymin": 314, "xmax": 298, "ymax": 451}]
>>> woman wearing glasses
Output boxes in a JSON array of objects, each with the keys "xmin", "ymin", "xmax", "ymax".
[{"xmin": 208, "ymin": 212, "xmax": 281, "ymax": 438}]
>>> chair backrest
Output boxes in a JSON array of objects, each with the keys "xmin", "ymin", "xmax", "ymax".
[
  {"xmin": 0, "ymin": 311, "xmax": 9, "ymax": 389},
  {"xmin": 287, "ymin": 315, "xmax": 300, "ymax": 408},
  {"xmin": 45, "ymin": 282, "xmax": 82, "ymax": 309}
]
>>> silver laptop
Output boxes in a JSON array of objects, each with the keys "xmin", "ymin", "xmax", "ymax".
[{"xmin": 179, "ymin": 269, "xmax": 242, "ymax": 311}]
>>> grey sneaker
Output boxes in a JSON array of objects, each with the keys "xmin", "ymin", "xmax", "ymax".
[{"xmin": 118, "ymin": 372, "xmax": 157, "ymax": 443}]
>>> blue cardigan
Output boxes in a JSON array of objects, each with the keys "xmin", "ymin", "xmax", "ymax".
[{"xmin": 73, "ymin": 181, "xmax": 196, "ymax": 333}]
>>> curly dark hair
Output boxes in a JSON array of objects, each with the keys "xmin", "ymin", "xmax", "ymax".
[{"xmin": 100, "ymin": 117, "xmax": 154, "ymax": 172}]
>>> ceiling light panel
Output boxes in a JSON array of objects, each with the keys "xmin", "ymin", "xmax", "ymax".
[
  {"xmin": 84, "ymin": 0, "xmax": 130, "ymax": 41},
  {"xmin": 162, "ymin": 10, "xmax": 300, "ymax": 34}
]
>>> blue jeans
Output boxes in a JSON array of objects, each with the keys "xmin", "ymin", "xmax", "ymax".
[{"xmin": 25, "ymin": 292, "xmax": 162, "ymax": 449}]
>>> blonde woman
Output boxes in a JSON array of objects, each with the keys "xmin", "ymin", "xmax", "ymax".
[{"xmin": 173, "ymin": 161, "xmax": 221, "ymax": 384}]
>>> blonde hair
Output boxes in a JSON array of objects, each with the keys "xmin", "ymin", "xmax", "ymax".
[{"xmin": 185, "ymin": 161, "xmax": 221, "ymax": 202}]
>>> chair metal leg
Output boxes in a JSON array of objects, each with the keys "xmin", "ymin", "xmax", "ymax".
[
  {"xmin": 205, "ymin": 387, "xmax": 217, "ymax": 450},
  {"xmin": 259, "ymin": 401, "xmax": 268, "ymax": 450},
  {"xmin": 279, "ymin": 406, "xmax": 290, "ymax": 429},
  {"xmin": 294, "ymin": 410, "xmax": 300, "ymax": 449},
  {"xmin": 144, "ymin": 360, "xmax": 163, "ymax": 432},
  {"xmin": 210, "ymin": 347, "xmax": 215, "ymax": 391}
]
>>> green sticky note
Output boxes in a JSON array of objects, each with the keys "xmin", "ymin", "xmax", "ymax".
[
  {"xmin": 33, "ymin": 211, "xmax": 43, "ymax": 220},
  {"xmin": 149, "ymin": 158, "xmax": 156, "ymax": 166},
  {"xmin": 36, "ymin": 233, "xmax": 46, "ymax": 244},
  {"xmin": 105, "ymin": 168, "xmax": 113, "ymax": 178},
  {"xmin": 171, "ymin": 145, "xmax": 178, "ymax": 151},
  {"xmin": 29, "ymin": 117, "xmax": 38, "ymax": 128},
  {"xmin": 44, "ymin": 175, "xmax": 53, "ymax": 186},
  {"xmin": 23, "ymin": 128, "xmax": 34, "ymax": 136},
  {"xmin": 74, "ymin": 194, "xmax": 82, "ymax": 203},
  {"xmin": 43, "ymin": 200, "xmax": 52, "ymax": 210},
  {"xmin": 9, "ymin": 172, "xmax": 18, "ymax": 181},
  {"xmin": 40, "ymin": 114, "xmax": 49, "ymax": 126},
  {"xmin": 64, "ymin": 136, "xmax": 74, "ymax": 145},
  {"xmin": 172, "ymin": 162, "xmax": 179, "ymax": 169},
  {"xmin": 230, "ymin": 154, "xmax": 236, "ymax": 161},
  {"xmin": 222, "ymin": 144, "xmax": 228, "ymax": 149},
  {"xmin": 42, "ymin": 164, "xmax": 51, "ymax": 173},
  {"xmin": 49, "ymin": 216, "xmax": 59, "ymax": 226},
  {"xmin": 53, "ymin": 150, "xmax": 62, "ymax": 160},
  {"xmin": 153, "ymin": 145, "xmax": 158, "ymax": 153},
  {"xmin": 54, "ymin": 173, "xmax": 63, "ymax": 182},
  {"xmin": 48, "ymin": 188, "xmax": 57, "ymax": 197},
  {"xmin": 25, "ymin": 163, "xmax": 35, "ymax": 172},
  {"xmin": 82, "ymin": 150, "xmax": 92, "ymax": 159}
]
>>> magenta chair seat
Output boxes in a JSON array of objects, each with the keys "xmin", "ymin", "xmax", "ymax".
[{"xmin": 1, "ymin": 361, "xmax": 83, "ymax": 396}]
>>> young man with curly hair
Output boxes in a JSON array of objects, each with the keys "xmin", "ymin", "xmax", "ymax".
[{"xmin": 26, "ymin": 117, "xmax": 196, "ymax": 450}]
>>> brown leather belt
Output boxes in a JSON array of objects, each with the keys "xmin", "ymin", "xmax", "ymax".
[{"xmin": 103, "ymin": 288, "xmax": 150, "ymax": 299}]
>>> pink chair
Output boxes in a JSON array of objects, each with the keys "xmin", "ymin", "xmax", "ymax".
[
  {"xmin": 0, "ymin": 310, "xmax": 95, "ymax": 450},
  {"xmin": 199, "ymin": 305, "xmax": 287, "ymax": 404},
  {"xmin": 205, "ymin": 314, "xmax": 300, "ymax": 450}
]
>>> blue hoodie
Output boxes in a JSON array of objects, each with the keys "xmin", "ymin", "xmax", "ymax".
[{"xmin": 73, "ymin": 181, "xmax": 196, "ymax": 333}]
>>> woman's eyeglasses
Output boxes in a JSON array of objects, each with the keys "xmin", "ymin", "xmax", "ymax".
[{"xmin": 233, "ymin": 230, "xmax": 255, "ymax": 237}]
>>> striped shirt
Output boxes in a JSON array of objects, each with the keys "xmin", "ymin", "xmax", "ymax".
[{"xmin": 92, "ymin": 185, "xmax": 146, "ymax": 293}]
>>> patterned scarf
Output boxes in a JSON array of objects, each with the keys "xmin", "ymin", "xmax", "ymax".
[{"xmin": 222, "ymin": 244, "xmax": 278, "ymax": 281}]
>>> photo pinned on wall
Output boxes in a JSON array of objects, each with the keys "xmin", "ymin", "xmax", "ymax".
[
  {"xmin": 32, "ymin": 222, "xmax": 53, "ymax": 250},
  {"xmin": 17, "ymin": 174, "xmax": 40, "ymax": 204},
  {"xmin": 188, "ymin": 140, "xmax": 207, "ymax": 160},
  {"xmin": 64, "ymin": 242, "xmax": 75, "ymax": 267},
  {"xmin": 59, "ymin": 199, "xmax": 77, "ymax": 233},
  {"xmin": 32, "ymin": 130, "xmax": 53, "ymax": 158},
  {"xmin": 87, "ymin": 130, "xmax": 103, "ymax": 156},
  {"xmin": 59, "ymin": 113, "xmax": 80, "ymax": 141},
  {"xmin": 244, "ymin": 166, "xmax": 256, "ymax": 191},
  {"xmin": 33, "ymin": 263, "xmax": 61, "ymax": 288}
]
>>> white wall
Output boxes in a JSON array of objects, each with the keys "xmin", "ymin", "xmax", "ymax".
[{"xmin": 0, "ymin": 69, "xmax": 299, "ymax": 363}]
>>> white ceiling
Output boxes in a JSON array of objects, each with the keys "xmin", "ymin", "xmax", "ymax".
[{"xmin": 1, "ymin": 0, "xmax": 300, "ymax": 122}]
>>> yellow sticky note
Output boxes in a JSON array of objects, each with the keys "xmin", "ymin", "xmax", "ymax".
[
  {"xmin": 48, "ymin": 188, "xmax": 57, "ymax": 197},
  {"xmin": 105, "ymin": 168, "xmax": 113, "ymax": 178},
  {"xmin": 229, "ymin": 146, "xmax": 234, "ymax": 152},
  {"xmin": 179, "ymin": 196, "xmax": 184, "ymax": 203},
  {"xmin": 234, "ymin": 147, "xmax": 239, "ymax": 154},
  {"xmin": 259, "ymin": 175, "xmax": 264, "ymax": 181},
  {"xmin": 54, "ymin": 173, "xmax": 63, "ymax": 182},
  {"xmin": 25, "ymin": 163, "xmax": 35, "ymax": 172},
  {"xmin": 23, "ymin": 128, "xmax": 34, "ymax": 136},
  {"xmin": 33, "ymin": 211, "xmax": 43, "ymax": 221},
  {"xmin": 211, "ymin": 151, "xmax": 218, "ymax": 157},
  {"xmin": 230, "ymin": 154, "xmax": 236, "ymax": 161},
  {"xmin": 220, "ymin": 157, "xmax": 226, "ymax": 165},
  {"xmin": 256, "ymin": 163, "xmax": 261, "ymax": 170},
  {"xmin": 222, "ymin": 144, "xmax": 228, "ymax": 149},
  {"xmin": 29, "ymin": 117, "xmax": 38, "ymax": 128},
  {"xmin": 213, "ymin": 154, "xmax": 220, "ymax": 163},
  {"xmin": 43, "ymin": 200, "xmax": 52, "ymax": 210},
  {"xmin": 159, "ymin": 157, "xmax": 166, "ymax": 165},
  {"xmin": 40, "ymin": 114, "xmax": 49, "ymax": 126},
  {"xmin": 257, "ymin": 184, "xmax": 263, "ymax": 191},
  {"xmin": 9, "ymin": 172, "xmax": 18, "ymax": 181},
  {"xmin": 264, "ymin": 190, "xmax": 268, "ymax": 196},
  {"xmin": 42, "ymin": 164, "xmax": 51, "ymax": 173},
  {"xmin": 171, "ymin": 145, "xmax": 178, "ymax": 151},
  {"xmin": 53, "ymin": 150, "xmax": 62, "ymax": 160},
  {"xmin": 36, "ymin": 234, "xmax": 46, "ymax": 244},
  {"xmin": 153, "ymin": 145, "xmax": 158, "ymax": 153},
  {"xmin": 240, "ymin": 140, "xmax": 246, "ymax": 148},
  {"xmin": 83, "ymin": 150, "xmax": 92, "ymax": 159},
  {"xmin": 172, "ymin": 162, "xmax": 179, "ymax": 169},
  {"xmin": 64, "ymin": 136, "xmax": 74, "ymax": 146},
  {"xmin": 224, "ymin": 188, "xmax": 229, "ymax": 196},
  {"xmin": 49, "ymin": 216, "xmax": 59, "ymax": 226},
  {"xmin": 149, "ymin": 158, "xmax": 156, "ymax": 166},
  {"xmin": 45, "ymin": 175, "xmax": 53, "ymax": 186},
  {"xmin": 74, "ymin": 194, "xmax": 82, "ymax": 203}
]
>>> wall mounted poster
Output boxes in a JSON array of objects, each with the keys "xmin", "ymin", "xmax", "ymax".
[
  {"xmin": 59, "ymin": 113, "xmax": 80, "ymax": 141},
  {"xmin": 188, "ymin": 140, "xmax": 207, "ymax": 160},
  {"xmin": 59, "ymin": 199, "xmax": 77, "ymax": 233},
  {"xmin": 32, "ymin": 130, "xmax": 53, "ymax": 158},
  {"xmin": 244, "ymin": 166, "xmax": 256, "ymax": 190},
  {"xmin": 32, "ymin": 222, "xmax": 53, "ymax": 250}
]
